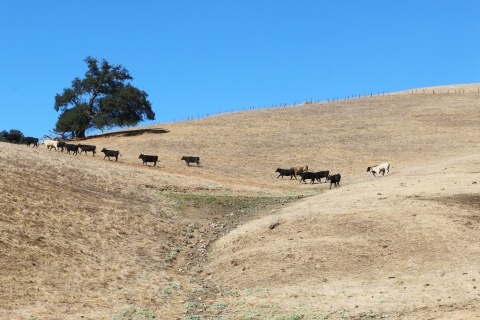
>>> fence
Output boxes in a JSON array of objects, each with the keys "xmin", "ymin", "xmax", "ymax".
[{"xmin": 155, "ymin": 87, "xmax": 479, "ymax": 125}]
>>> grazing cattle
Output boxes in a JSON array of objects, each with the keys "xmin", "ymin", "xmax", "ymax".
[
  {"xmin": 101, "ymin": 148, "xmax": 121, "ymax": 161},
  {"xmin": 78, "ymin": 144, "xmax": 96, "ymax": 156},
  {"xmin": 367, "ymin": 162, "xmax": 390, "ymax": 178},
  {"xmin": 314, "ymin": 171, "xmax": 330, "ymax": 183},
  {"xmin": 57, "ymin": 141, "xmax": 66, "ymax": 152},
  {"xmin": 181, "ymin": 156, "xmax": 200, "ymax": 166},
  {"xmin": 41, "ymin": 139, "xmax": 58, "ymax": 151},
  {"xmin": 291, "ymin": 165, "xmax": 308, "ymax": 175},
  {"xmin": 65, "ymin": 144, "xmax": 79, "ymax": 155},
  {"xmin": 299, "ymin": 172, "xmax": 317, "ymax": 184},
  {"xmin": 24, "ymin": 137, "xmax": 39, "ymax": 148},
  {"xmin": 275, "ymin": 168, "xmax": 296, "ymax": 179},
  {"xmin": 326, "ymin": 174, "xmax": 341, "ymax": 189},
  {"xmin": 139, "ymin": 154, "xmax": 158, "ymax": 167}
]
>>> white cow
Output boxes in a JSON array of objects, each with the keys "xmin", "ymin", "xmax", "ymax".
[
  {"xmin": 367, "ymin": 162, "xmax": 390, "ymax": 178},
  {"xmin": 41, "ymin": 139, "xmax": 59, "ymax": 151}
]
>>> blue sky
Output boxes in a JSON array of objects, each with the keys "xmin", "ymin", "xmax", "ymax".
[{"xmin": 0, "ymin": 0, "xmax": 479, "ymax": 138}]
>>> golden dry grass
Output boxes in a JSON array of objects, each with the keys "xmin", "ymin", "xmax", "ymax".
[
  {"xmin": 84, "ymin": 84, "xmax": 480, "ymax": 187},
  {"xmin": 1, "ymin": 83, "xmax": 480, "ymax": 319}
]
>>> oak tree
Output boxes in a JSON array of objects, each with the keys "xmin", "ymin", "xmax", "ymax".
[{"xmin": 54, "ymin": 57, "xmax": 155, "ymax": 137}]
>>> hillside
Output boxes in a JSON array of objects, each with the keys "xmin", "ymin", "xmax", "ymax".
[
  {"xmin": 1, "ymin": 83, "xmax": 479, "ymax": 319},
  {"xmin": 83, "ymin": 84, "xmax": 480, "ymax": 187}
]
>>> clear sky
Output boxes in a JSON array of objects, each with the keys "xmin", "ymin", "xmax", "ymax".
[{"xmin": 1, "ymin": 0, "xmax": 479, "ymax": 139}]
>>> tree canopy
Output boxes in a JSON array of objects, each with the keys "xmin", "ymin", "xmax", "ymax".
[
  {"xmin": 0, "ymin": 129, "xmax": 24, "ymax": 143},
  {"xmin": 54, "ymin": 57, "xmax": 155, "ymax": 137}
]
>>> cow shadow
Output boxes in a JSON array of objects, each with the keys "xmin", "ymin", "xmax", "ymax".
[{"xmin": 80, "ymin": 128, "xmax": 169, "ymax": 140}]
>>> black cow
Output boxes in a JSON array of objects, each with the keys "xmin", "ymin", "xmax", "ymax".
[
  {"xmin": 299, "ymin": 172, "xmax": 317, "ymax": 184},
  {"xmin": 326, "ymin": 174, "xmax": 341, "ymax": 189},
  {"xmin": 65, "ymin": 144, "xmax": 79, "ymax": 155},
  {"xmin": 78, "ymin": 144, "xmax": 96, "ymax": 156},
  {"xmin": 24, "ymin": 137, "xmax": 39, "ymax": 148},
  {"xmin": 181, "ymin": 156, "xmax": 200, "ymax": 166},
  {"xmin": 57, "ymin": 141, "xmax": 66, "ymax": 152},
  {"xmin": 101, "ymin": 148, "xmax": 121, "ymax": 161},
  {"xmin": 275, "ymin": 168, "xmax": 296, "ymax": 179},
  {"xmin": 314, "ymin": 171, "xmax": 330, "ymax": 183},
  {"xmin": 139, "ymin": 154, "xmax": 158, "ymax": 167}
]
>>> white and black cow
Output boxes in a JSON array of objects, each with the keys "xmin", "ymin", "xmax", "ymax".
[{"xmin": 367, "ymin": 162, "xmax": 390, "ymax": 178}]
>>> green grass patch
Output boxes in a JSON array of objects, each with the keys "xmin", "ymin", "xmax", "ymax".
[{"xmin": 111, "ymin": 307, "xmax": 158, "ymax": 320}]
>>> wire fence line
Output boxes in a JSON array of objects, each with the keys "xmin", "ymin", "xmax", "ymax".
[{"xmin": 154, "ymin": 87, "xmax": 479, "ymax": 125}]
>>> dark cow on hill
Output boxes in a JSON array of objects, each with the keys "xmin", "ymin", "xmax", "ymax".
[
  {"xmin": 2, "ymin": 132, "xmax": 21, "ymax": 144},
  {"xmin": 299, "ymin": 172, "xmax": 317, "ymax": 184},
  {"xmin": 57, "ymin": 141, "xmax": 66, "ymax": 152},
  {"xmin": 181, "ymin": 156, "xmax": 200, "ymax": 166},
  {"xmin": 139, "ymin": 154, "xmax": 158, "ymax": 167},
  {"xmin": 326, "ymin": 174, "xmax": 341, "ymax": 189},
  {"xmin": 65, "ymin": 144, "xmax": 79, "ymax": 155},
  {"xmin": 78, "ymin": 144, "xmax": 96, "ymax": 156},
  {"xmin": 24, "ymin": 137, "xmax": 39, "ymax": 148},
  {"xmin": 101, "ymin": 148, "xmax": 121, "ymax": 161},
  {"xmin": 275, "ymin": 168, "xmax": 296, "ymax": 179},
  {"xmin": 314, "ymin": 171, "xmax": 329, "ymax": 183}
]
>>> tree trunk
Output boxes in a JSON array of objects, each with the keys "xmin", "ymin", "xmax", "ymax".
[{"xmin": 77, "ymin": 129, "xmax": 86, "ymax": 138}]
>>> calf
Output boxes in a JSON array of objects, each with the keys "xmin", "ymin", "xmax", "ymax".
[
  {"xmin": 181, "ymin": 156, "xmax": 200, "ymax": 166},
  {"xmin": 314, "ymin": 170, "xmax": 329, "ymax": 183},
  {"xmin": 139, "ymin": 154, "xmax": 158, "ymax": 167},
  {"xmin": 367, "ymin": 162, "xmax": 390, "ymax": 178},
  {"xmin": 291, "ymin": 165, "xmax": 308, "ymax": 175},
  {"xmin": 275, "ymin": 168, "xmax": 296, "ymax": 179},
  {"xmin": 24, "ymin": 137, "xmax": 39, "ymax": 148},
  {"xmin": 326, "ymin": 174, "xmax": 341, "ymax": 189},
  {"xmin": 78, "ymin": 144, "xmax": 96, "ymax": 156},
  {"xmin": 65, "ymin": 144, "xmax": 79, "ymax": 155},
  {"xmin": 299, "ymin": 171, "xmax": 317, "ymax": 184},
  {"xmin": 101, "ymin": 148, "xmax": 121, "ymax": 161}
]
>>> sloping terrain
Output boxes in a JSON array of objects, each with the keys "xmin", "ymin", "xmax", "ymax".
[
  {"xmin": 0, "ymin": 84, "xmax": 479, "ymax": 319},
  {"xmin": 82, "ymin": 84, "xmax": 480, "ymax": 187},
  {"xmin": 206, "ymin": 155, "xmax": 480, "ymax": 319}
]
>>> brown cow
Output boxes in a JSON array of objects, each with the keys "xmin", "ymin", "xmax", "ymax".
[{"xmin": 291, "ymin": 165, "xmax": 308, "ymax": 175}]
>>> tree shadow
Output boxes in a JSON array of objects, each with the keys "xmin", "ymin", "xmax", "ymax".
[{"xmin": 80, "ymin": 128, "xmax": 169, "ymax": 140}]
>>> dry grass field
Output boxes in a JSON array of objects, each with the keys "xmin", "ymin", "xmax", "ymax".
[{"xmin": 1, "ymin": 84, "xmax": 479, "ymax": 319}]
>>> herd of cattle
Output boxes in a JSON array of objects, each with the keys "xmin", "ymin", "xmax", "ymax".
[
  {"xmin": 276, "ymin": 162, "xmax": 390, "ymax": 189},
  {"xmin": 9, "ymin": 136, "xmax": 390, "ymax": 188},
  {"xmin": 18, "ymin": 137, "xmax": 202, "ymax": 168}
]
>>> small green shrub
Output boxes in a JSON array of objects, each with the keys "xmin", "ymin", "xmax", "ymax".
[
  {"xmin": 183, "ymin": 302, "xmax": 197, "ymax": 309},
  {"xmin": 162, "ymin": 281, "xmax": 182, "ymax": 295},
  {"xmin": 223, "ymin": 289, "xmax": 237, "ymax": 295},
  {"xmin": 211, "ymin": 302, "xmax": 228, "ymax": 309},
  {"xmin": 272, "ymin": 314, "xmax": 304, "ymax": 320},
  {"xmin": 110, "ymin": 307, "xmax": 158, "ymax": 319}
]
